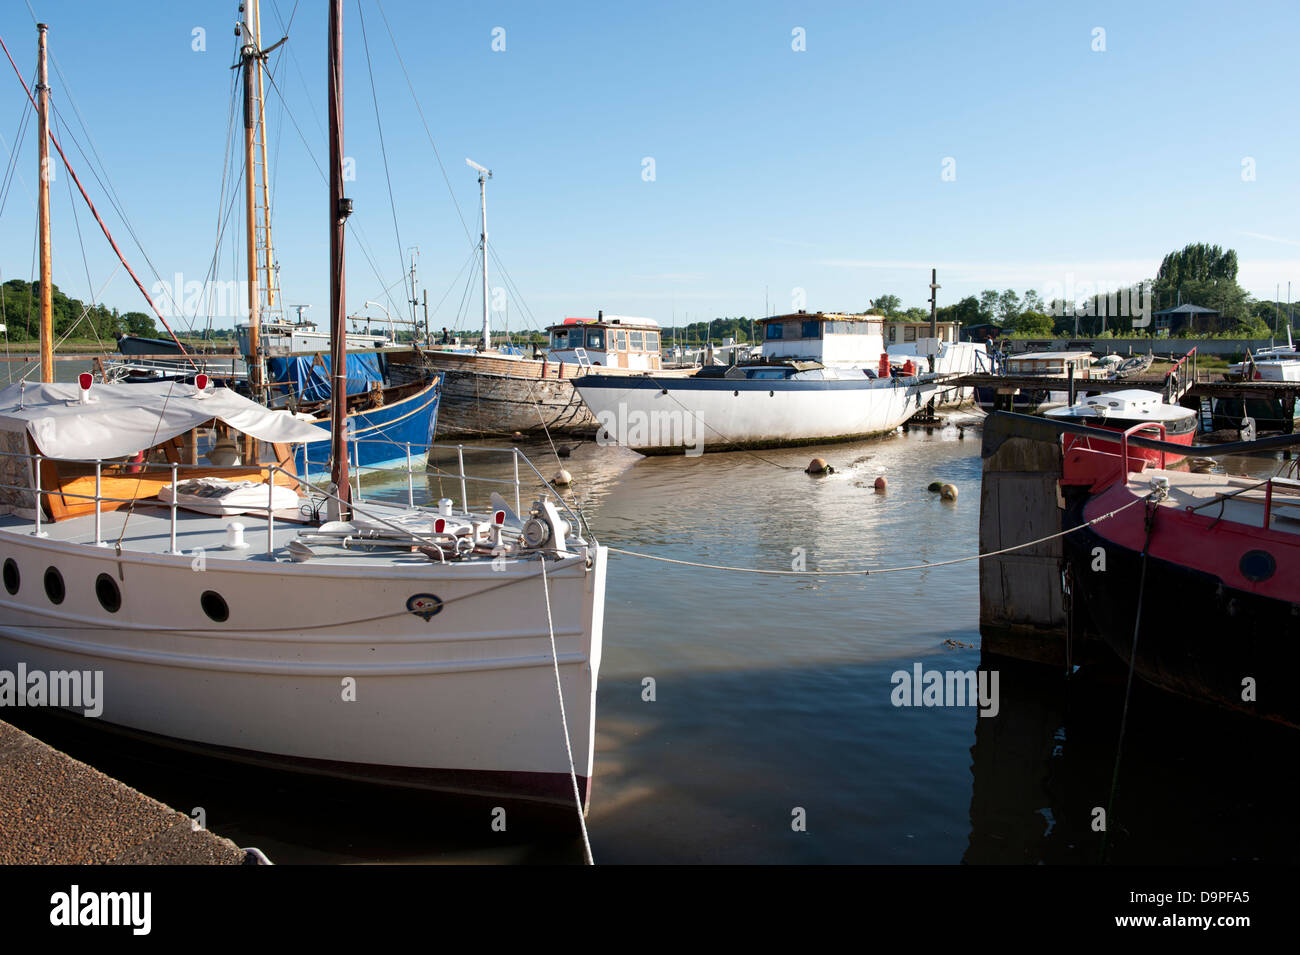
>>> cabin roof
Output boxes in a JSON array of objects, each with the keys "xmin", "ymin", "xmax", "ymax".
[
  {"xmin": 1006, "ymin": 351, "xmax": 1093, "ymax": 361},
  {"xmin": 0, "ymin": 380, "xmax": 328, "ymax": 459},
  {"xmin": 757, "ymin": 312, "xmax": 882, "ymax": 325},
  {"xmin": 545, "ymin": 316, "xmax": 660, "ymax": 332}
]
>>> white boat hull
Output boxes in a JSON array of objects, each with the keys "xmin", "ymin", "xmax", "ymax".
[
  {"xmin": 575, "ymin": 373, "xmax": 940, "ymax": 453},
  {"xmin": 0, "ymin": 529, "xmax": 606, "ymax": 808}
]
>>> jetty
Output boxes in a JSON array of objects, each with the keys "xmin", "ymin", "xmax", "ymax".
[{"xmin": 0, "ymin": 719, "xmax": 252, "ymax": 864}]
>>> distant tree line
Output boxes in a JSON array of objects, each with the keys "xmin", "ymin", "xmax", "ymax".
[{"xmin": 0, "ymin": 278, "xmax": 158, "ymax": 342}]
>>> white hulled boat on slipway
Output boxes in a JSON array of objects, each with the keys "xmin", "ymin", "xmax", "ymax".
[
  {"xmin": 574, "ymin": 311, "xmax": 945, "ymax": 453},
  {"xmin": 0, "ymin": 11, "xmax": 607, "ymax": 813}
]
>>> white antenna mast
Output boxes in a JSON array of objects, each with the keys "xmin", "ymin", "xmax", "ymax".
[{"xmin": 467, "ymin": 158, "xmax": 493, "ymax": 350}]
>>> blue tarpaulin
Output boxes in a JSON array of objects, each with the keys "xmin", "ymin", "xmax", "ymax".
[{"xmin": 267, "ymin": 353, "xmax": 386, "ymax": 403}]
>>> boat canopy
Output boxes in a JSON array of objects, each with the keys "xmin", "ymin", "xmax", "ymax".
[{"xmin": 0, "ymin": 380, "xmax": 329, "ymax": 459}]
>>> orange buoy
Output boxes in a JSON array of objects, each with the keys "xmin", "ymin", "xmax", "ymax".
[
  {"xmin": 806, "ymin": 457, "xmax": 833, "ymax": 475},
  {"xmin": 940, "ymin": 483, "xmax": 958, "ymax": 501},
  {"xmin": 873, "ymin": 476, "xmax": 887, "ymax": 492}
]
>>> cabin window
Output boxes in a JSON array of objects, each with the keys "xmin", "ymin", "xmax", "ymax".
[
  {"xmin": 801, "ymin": 320, "xmax": 821, "ymax": 340},
  {"xmin": 904, "ymin": 326, "xmax": 917, "ymax": 342},
  {"xmin": 629, "ymin": 331, "xmax": 644, "ymax": 351},
  {"xmin": 2, "ymin": 558, "xmax": 18, "ymax": 595},
  {"xmin": 201, "ymin": 590, "xmax": 230, "ymax": 623},
  {"xmin": 616, "ymin": 330, "xmax": 628, "ymax": 351},
  {"xmin": 766, "ymin": 323, "xmax": 783, "ymax": 340},
  {"xmin": 95, "ymin": 573, "xmax": 122, "ymax": 614},
  {"xmin": 585, "ymin": 329, "xmax": 605, "ymax": 350},
  {"xmin": 645, "ymin": 331, "xmax": 660, "ymax": 351},
  {"xmin": 44, "ymin": 567, "xmax": 65, "ymax": 605},
  {"xmin": 550, "ymin": 331, "xmax": 566, "ymax": 348}
]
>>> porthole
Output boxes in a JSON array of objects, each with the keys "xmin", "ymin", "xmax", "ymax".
[
  {"xmin": 1239, "ymin": 549, "xmax": 1276, "ymax": 583},
  {"xmin": 200, "ymin": 590, "xmax": 229, "ymax": 623},
  {"xmin": 44, "ymin": 566, "xmax": 65, "ymax": 605},
  {"xmin": 2, "ymin": 558, "xmax": 18, "ymax": 595},
  {"xmin": 95, "ymin": 573, "xmax": 122, "ymax": 614}
]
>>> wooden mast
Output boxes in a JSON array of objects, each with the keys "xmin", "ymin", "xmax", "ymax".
[
  {"xmin": 328, "ymin": 0, "xmax": 351, "ymax": 516},
  {"xmin": 239, "ymin": 4, "xmax": 265, "ymax": 403},
  {"xmin": 36, "ymin": 24, "xmax": 52, "ymax": 383}
]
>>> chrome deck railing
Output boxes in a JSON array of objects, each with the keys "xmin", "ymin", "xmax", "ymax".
[{"xmin": 0, "ymin": 437, "xmax": 592, "ymax": 558}]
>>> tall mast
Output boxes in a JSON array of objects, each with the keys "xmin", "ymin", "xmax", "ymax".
[
  {"xmin": 467, "ymin": 158, "xmax": 492, "ymax": 350},
  {"xmin": 251, "ymin": 0, "xmax": 279, "ymax": 315},
  {"xmin": 239, "ymin": 2, "xmax": 265, "ymax": 401},
  {"xmin": 36, "ymin": 24, "xmax": 52, "ymax": 383},
  {"xmin": 328, "ymin": 0, "xmax": 351, "ymax": 515}
]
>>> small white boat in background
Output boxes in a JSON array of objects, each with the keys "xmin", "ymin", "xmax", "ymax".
[{"xmin": 576, "ymin": 311, "xmax": 945, "ymax": 453}]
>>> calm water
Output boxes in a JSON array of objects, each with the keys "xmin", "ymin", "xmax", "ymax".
[{"xmin": 11, "ymin": 414, "xmax": 1300, "ymax": 864}]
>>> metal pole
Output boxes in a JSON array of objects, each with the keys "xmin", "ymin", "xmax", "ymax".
[
  {"xmin": 31, "ymin": 456, "xmax": 45, "ymax": 537},
  {"xmin": 266, "ymin": 467, "xmax": 275, "ymax": 557},
  {"xmin": 94, "ymin": 461, "xmax": 102, "ymax": 546},
  {"xmin": 928, "ymin": 268, "xmax": 940, "ymax": 374},
  {"xmin": 169, "ymin": 463, "xmax": 178, "ymax": 554},
  {"xmin": 327, "ymin": 0, "xmax": 352, "ymax": 519},
  {"xmin": 406, "ymin": 442, "xmax": 414, "ymax": 508},
  {"xmin": 512, "ymin": 447, "xmax": 521, "ymax": 515},
  {"xmin": 457, "ymin": 445, "xmax": 468, "ymax": 514},
  {"xmin": 479, "ymin": 173, "xmax": 490, "ymax": 350}
]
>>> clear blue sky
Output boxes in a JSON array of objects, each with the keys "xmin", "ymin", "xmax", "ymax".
[{"xmin": 2, "ymin": 0, "xmax": 1298, "ymax": 337}]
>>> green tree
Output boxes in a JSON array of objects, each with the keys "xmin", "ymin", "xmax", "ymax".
[
  {"xmin": 978, "ymin": 289, "xmax": 1000, "ymax": 323},
  {"xmin": 869, "ymin": 294, "xmax": 901, "ymax": 317},
  {"xmin": 1006, "ymin": 310, "xmax": 1054, "ymax": 336},
  {"xmin": 997, "ymin": 289, "xmax": 1021, "ymax": 323},
  {"xmin": 122, "ymin": 311, "xmax": 157, "ymax": 337}
]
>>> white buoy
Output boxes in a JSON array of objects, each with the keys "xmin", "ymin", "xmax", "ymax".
[{"xmin": 553, "ymin": 469, "xmax": 573, "ymax": 486}]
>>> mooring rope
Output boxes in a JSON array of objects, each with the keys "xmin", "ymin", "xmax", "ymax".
[
  {"xmin": 538, "ymin": 556, "xmax": 595, "ymax": 865},
  {"xmin": 606, "ymin": 490, "xmax": 1155, "ymax": 577}
]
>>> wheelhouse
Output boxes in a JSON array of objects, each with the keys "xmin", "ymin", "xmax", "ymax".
[
  {"xmin": 546, "ymin": 314, "xmax": 662, "ymax": 370},
  {"xmin": 757, "ymin": 312, "xmax": 886, "ymax": 365}
]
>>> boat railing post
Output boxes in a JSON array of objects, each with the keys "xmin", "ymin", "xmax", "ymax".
[
  {"xmin": 1263, "ymin": 480, "xmax": 1273, "ymax": 529},
  {"xmin": 94, "ymin": 461, "xmax": 103, "ymax": 546},
  {"xmin": 266, "ymin": 465, "xmax": 275, "ymax": 558},
  {"xmin": 169, "ymin": 462, "xmax": 179, "ymax": 554},
  {"xmin": 512, "ymin": 447, "xmax": 522, "ymax": 515},
  {"xmin": 457, "ymin": 445, "xmax": 468, "ymax": 514},
  {"xmin": 352, "ymin": 437, "xmax": 362, "ymax": 502},
  {"xmin": 31, "ymin": 455, "xmax": 46, "ymax": 538},
  {"xmin": 406, "ymin": 442, "xmax": 414, "ymax": 509}
]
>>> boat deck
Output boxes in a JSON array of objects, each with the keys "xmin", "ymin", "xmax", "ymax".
[
  {"xmin": 0, "ymin": 501, "xmax": 448, "ymax": 568},
  {"xmin": 1135, "ymin": 469, "xmax": 1300, "ymax": 536}
]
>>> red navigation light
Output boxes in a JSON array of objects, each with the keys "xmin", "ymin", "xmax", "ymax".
[
  {"xmin": 434, "ymin": 518, "xmax": 446, "ymax": 534},
  {"xmin": 78, "ymin": 372, "xmax": 92, "ymax": 391},
  {"xmin": 494, "ymin": 510, "xmax": 506, "ymax": 525},
  {"xmin": 195, "ymin": 373, "xmax": 209, "ymax": 390}
]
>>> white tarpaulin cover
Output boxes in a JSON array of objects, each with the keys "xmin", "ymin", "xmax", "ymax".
[{"xmin": 0, "ymin": 380, "xmax": 330, "ymax": 459}]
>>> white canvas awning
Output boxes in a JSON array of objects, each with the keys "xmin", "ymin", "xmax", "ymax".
[{"xmin": 0, "ymin": 380, "xmax": 329, "ymax": 459}]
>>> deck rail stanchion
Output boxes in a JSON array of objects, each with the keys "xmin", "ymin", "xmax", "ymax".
[
  {"xmin": 513, "ymin": 447, "xmax": 522, "ymax": 516},
  {"xmin": 169, "ymin": 463, "xmax": 179, "ymax": 554},
  {"xmin": 266, "ymin": 466, "xmax": 275, "ymax": 557},
  {"xmin": 457, "ymin": 445, "xmax": 469, "ymax": 514},
  {"xmin": 31, "ymin": 455, "xmax": 45, "ymax": 538},
  {"xmin": 93, "ymin": 461, "xmax": 102, "ymax": 546},
  {"xmin": 406, "ymin": 442, "xmax": 414, "ymax": 509}
]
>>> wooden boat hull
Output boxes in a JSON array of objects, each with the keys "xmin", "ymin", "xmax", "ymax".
[{"xmin": 298, "ymin": 377, "xmax": 442, "ymax": 475}]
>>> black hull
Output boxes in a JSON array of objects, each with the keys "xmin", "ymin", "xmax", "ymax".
[{"xmin": 1064, "ymin": 496, "xmax": 1300, "ymax": 728}]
